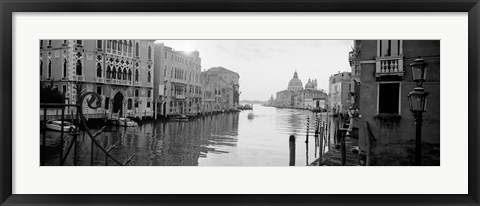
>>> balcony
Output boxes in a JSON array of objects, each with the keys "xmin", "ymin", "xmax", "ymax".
[
  {"xmin": 175, "ymin": 94, "xmax": 185, "ymax": 99},
  {"xmin": 134, "ymin": 82, "xmax": 141, "ymax": 86},
  {"xmin": 111, "ymin": 79, "xmax": 118, "ymax": 84},
  {"xmin": 105, "ymin": 79, "xmax": 111, "ymax": 83},
  {"xmin": 375, "ymin": 56, "xmax": 404, "ymax": 79},
  {"xmin": 75, "ymin": 76, "xmax": 85, "ymax": 81},
  {"xmin": 95, "ymin": 77, "xmax": 104, "ymax": 83}
]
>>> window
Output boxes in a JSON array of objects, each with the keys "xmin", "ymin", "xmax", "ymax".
[
  {"xmin": 135, "ymin": 70, "xmax": 139, "ymax": 81},
  {"xmin": 123, "ymin": 40, "xmax": 127, "ymax": 53},
  {"xmin": 40, "ymin": 60, "xmax": 43, "ymax": 76},
  {"xmin": 63, "ymin": 59, "xmax": 67, "ymax": 78},
  {"xmin": 378, "ymin": 83, "xmax": 400, "ymax": 114},
  {"xmin": 96, "ymin": 86, "xmax": 102, "ymax": 95},
  {"xmin": 40, "ymin": 40, "xmax": 43, "ymax": 48},
  {"xmin": 105, "ymin": 97, "xmax": 110, "ymax": 110},
  {"xmin": 379, "ymin": 40, "xmax": 400, "ymax": 57},
  {"xmin": 147, "ymin": 102, "xmax": 151, "ymax": 108},
  {"xmin": 117, "ymin": 68, "xmax": 122, "ymax": 79},
  {"xmin": 76, "ymin": 60, "xmax": 82, "ymax": 76},
  {"xmin": 135, "ymin": 89, "xmax": 139, "ymax": 97},
  {"xmin": 106, "ymin": 66, "xmax": 111, "ymax": 78},
  {"xmin": 128, "ymin": 99, "xmax": 132, "ymax": 110},
  {"xmin": 48, "ymin": 40, "xmax": 52, "ymax": 47},
  {"xmin": 128, "ymin": 69, "xmax": 132, "ymax": 81},
  {"xmin": 112, "ymin": 67, "xmax": 116, "ymax": 79},
  {"xmin": 112, "ymin": 40, "xmax": 117, "ymax": 50},
  {"xmin": 135, "ymin": 42, "xmax": 139, "ymax": 57},
  {"xmin": 135, "ymin": 101, "xmax": 139, "ymax": 108},
  {"xmin": 96, "ymin": 63, "xmax": 102, "ymax": 78},
  {"xmin": 128, "ymin": 41, "xmax": 132, "ymax": 54},
  {"xmin": 148, "ymin": 46, "xmax": 152, "ymax": 59},
  {"xmin": 107, "ymin": 40, "xmax": 111, "ymax": 49},
  {"xmin": 147, "ymin": 71, "xmax": 151, "ymax": 83},
  {"xmin": 165, "ymin": 52, "xmax": 167, "ymax": 59},
  {"xmin": 97, "ymin": 40, "xmax": 102, "ymax": 49},
  {"xmin": 48, "ymin": 60, "xmax": 52, "ymax": 78},
  {"xmin": 118, "ymin": 41, "xmax": 122, "ymax": 52},
  {"xmin": 76, "ymin": 40, "xmax": 82, "ymax": 45},
  {"xmin": 147, "ymin": 90, "xmax": 151, "ymax": 97},
  {"xmin": 62, "ymin": 85, "xmax": 67, "ymax": 96}
]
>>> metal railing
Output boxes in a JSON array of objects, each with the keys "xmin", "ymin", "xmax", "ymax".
[{"xmin": 41, "ymin": 91, "xmax": 135, "ymax": 166}]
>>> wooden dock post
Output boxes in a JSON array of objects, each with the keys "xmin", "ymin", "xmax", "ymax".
[
  {"xmin": 289, "ymin": 135, "xmax": 296, "ymax": 166},
  {"xmin": 319, "ymin": 120, "xmax": 324, "ymax": 166},
  {"xmin": 339, "ymin": 128, "xmax": 347, "ymax": 166}
]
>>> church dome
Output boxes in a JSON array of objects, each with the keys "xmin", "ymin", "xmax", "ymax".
[
  {"xmin": 305, "ymin": 79, "xmax": 315, "ymax": 90},
  {"xmin": 288, "ymin": 71, "xmax": 303, "ymax": 91}
]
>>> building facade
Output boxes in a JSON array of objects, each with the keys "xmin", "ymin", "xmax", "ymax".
[
  {"xmin": 353, "ymin": 40, "xmax": 440, "ymax": 165},
  {"xmin": 153, "ymin": 43, "xmax": 203, "ymax": 117},
  {"xmin": 40, "ymin": 39, "xmax": 155, "ymax": 119},
  {"xmin": 201, "ymin": 67, "xmax": 240, "ymax": 113},
  {"xmin": 328, "ymin": 71, "xmax": 353, "ymax": 113}
]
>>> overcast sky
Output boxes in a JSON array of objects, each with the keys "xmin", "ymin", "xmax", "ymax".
[{"xmin": 155, "ymin": 40, "xmax": 353, "ymax": 101}]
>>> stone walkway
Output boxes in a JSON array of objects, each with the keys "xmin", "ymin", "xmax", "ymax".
[{"xmin": 309, "ymin": 137, "xmax": 360, "ymax": 166}]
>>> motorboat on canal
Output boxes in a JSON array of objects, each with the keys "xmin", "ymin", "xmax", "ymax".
[
  {"xmin": 247, "ymin": 113, "xmax": 255, "ymax": 119},
  {"xmin": 45, "ymin": 120, "xmax": 77, "ymax": 133},
  {"xmin": 116, "ymin": 117, "xmax": 138, "ymax": 127},
  {"xmin": 170, "ymin": 115, "xmax": 189, "ymax": 121}
]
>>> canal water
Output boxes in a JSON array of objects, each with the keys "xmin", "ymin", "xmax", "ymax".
[{"xmin": 41, "ymin": 105, "xmax": 331, "ymax": 166}]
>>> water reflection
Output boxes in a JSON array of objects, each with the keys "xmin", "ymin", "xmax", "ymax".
[{"xmin": 42, "ymin": 105, "xmax": 324, "ymax": 166}]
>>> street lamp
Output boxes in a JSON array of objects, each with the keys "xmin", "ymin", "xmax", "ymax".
[
  {"xmin": 407, "ymin": 57, "xmax": 429, "ymax": 166},
  {"xmin": 410, "ymin": 58, "xmax": 428, "ymax": 87}
]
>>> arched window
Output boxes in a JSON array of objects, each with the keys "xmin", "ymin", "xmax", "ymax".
[
  {"xmin": 147, "ymin": 71, "xmax": 151, "ymax": 83},
  {"xmin": 128, "ymin": 99, "xmax": 132, "ymax": 110},
  {"xmin": 112, "ymin": 67, "xmax": 116, "ymax": 79},
  {"xmin": 135, "ymin": 69, "xmax": 139, "ymax": 81},
  {"xmin": 112, "ymin": 40, "xmax": 117, "ymax": 50},
  {"xmin": 148, "ymin": 46, "xmax": 152, "ymax": 59},
  {"xmin": 106, "ymin": 65, "xmax": 111, "ymax": 78},
  {"xmin": 128, "ymin": 69, "xmax": 132, "ymax": 81},
  {"xmin": 117, "ymin": 68, "xmax": 122, "ymax": 79},
  {"xmin": 123, "ymin": 40, "xmax": 127, "ymax": 52},
  {"xmin": 128, "ymin": 41, "xmax": 132, "ymax": 54},
  {"xmin": 123, "ymin": 68, "xmax": 126, "ymax": 80},
  {"xmin": 40, "ymin": 60, "xmax": 43, "ymax": 76},
  {"xmin": 63, "ymin": 59, "xmax": 67, "ymax": 78},
  {"xmin": 76, "ymin": 60, "xmax": 82, "ymax": 76},
  {"xmin": 48, "ymin": 59, "xmax": 52, "ymax": 78},
  {"xmin": 106, "ymin": 40, "xmax": 111, "ymax": 49},
  {"xmin": 135, "ymin": 42, "xmax": 139, "ymax": 57},
  {"xmin": 96, "ymin": 63, "xmax": 102, "ymax": 78},
  {"xmin": 118, "ymin": 40, "xmax": 122, "ymax": 52}
]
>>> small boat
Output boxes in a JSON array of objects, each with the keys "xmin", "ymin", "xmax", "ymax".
[
  {"xmin": 171, "ymin": 115, "xmax": 189, "ymax": 121},
  {"xmin": 117, "ymin": 117, "xmax": 138, "ymax": 127},
  {"xmin": 247, "ymin": 113, "xmax": 255, "ymax": 119},
  {"xmin": 45, "ymin": 120, "xmax": 77, "ymax": 133}
]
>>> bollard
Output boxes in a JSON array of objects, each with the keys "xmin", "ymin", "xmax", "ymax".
[
  {"xmin": 289, "ymin": 135, "xmax": 296, "ymax": 166},
  {"xmin": 338, "ymin": 128, "xmax": 347, "ymax": 166},
  {"xmin": 305, "ymin": 117, "xmax": 309, "ymax": 143}
]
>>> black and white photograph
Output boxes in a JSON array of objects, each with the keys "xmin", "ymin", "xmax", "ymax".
[{"xmin": 39, "ymin": 39, "xmax": 440, "ymax": 166}]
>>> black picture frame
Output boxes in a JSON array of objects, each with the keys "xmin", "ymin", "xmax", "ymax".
[{"xmin": 1, "ymin": 0, "xmax": 479, "ymax": 205}]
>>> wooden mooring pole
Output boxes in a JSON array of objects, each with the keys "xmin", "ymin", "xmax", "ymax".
[{"xmin": 289, "ymin": 135, "xmax": 295, "ymax": 166}]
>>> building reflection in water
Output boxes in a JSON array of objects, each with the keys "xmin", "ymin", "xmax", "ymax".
[{"xmin": 41, "ymin": 106, "xmax": 320, "ymax": 166}]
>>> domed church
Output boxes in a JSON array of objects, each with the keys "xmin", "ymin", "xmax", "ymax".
[
  {"xmin": 274, "ymin": 71, "xmax": 327, "ymax": 109},
  {"xmin": 288, "ymin": 71, "xmax": 304, "ymax": 91}
]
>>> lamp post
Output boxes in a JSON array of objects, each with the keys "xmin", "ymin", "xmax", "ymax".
[{"xmin": 407, "ymin": 58, "xmax": 429, "ymax": 166}]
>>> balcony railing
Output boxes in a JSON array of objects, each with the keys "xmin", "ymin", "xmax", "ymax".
[
  {"xmin": 134, "ymin": 82, "xmax": 141, "ymax": 86},
  {"xmin": 375, "ymin": 56, "xmax": 404, "ymax": 78},
  {"xmin": 176, "ymin": 94, "xmax": 185, "ymax": 99},
  {"xmin": 75, "ymin": 76, "xmax": 85, "ymax": 81},
  {"xmin": 95, "ymin": 77, "xmax": 104, "ymax": 83}
]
